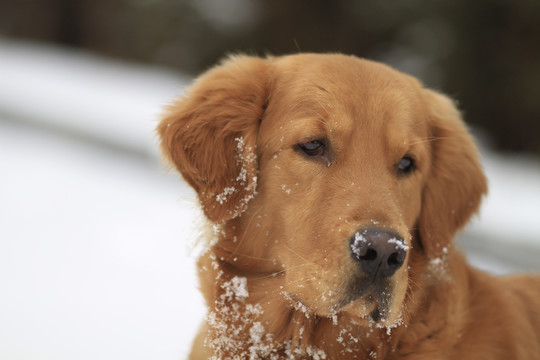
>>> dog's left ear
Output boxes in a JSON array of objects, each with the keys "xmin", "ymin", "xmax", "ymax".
[
  {"xmin": 418, "ymin": 90, "xmax": 488, "ymax": 259},
  {"xmin": 157, "ymin": 55, "xmax": 270, "ymax": 223}
]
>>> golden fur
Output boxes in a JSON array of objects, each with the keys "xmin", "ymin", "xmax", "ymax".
[{"xmin": 158, "ymin": 54, "xmax": 540, "ymax": 359}]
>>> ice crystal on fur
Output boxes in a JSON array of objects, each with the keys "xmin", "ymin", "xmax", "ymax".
[
  {"xmin": 350, "ymin": 232, "xmax": 367, "ymax": 257},
  {"xmin": 335, "ymin": 325, "xmax": 363, "ymax": 355},
  {"xmin": 207, "ymin": 275, "xmax": 327, "ymax": 359},
  {"xmin": 204, "ymin": 224, "xmax": 224, "ymax": 250},
  {"xmin": 375, "ymin": 311, "xmax": 404, "ymax": 335},
  {"xmin": 237, "ymin": 166, "xmax": 248, "ymax": 183},
  {"xmin": 207, "ymin": 275, "xmax": 277, "ymax": 359},
  {"xmin": 305, "ymin": 345, "xmax": 327, "ymax": 359},
  {"xmin": 235, "ymin": 136, "xmax": 246, "ymax": 154},
  {"xmin": 427, "ymin": 246, "xmax": 451, "ymax": 280},
  {"xmin": 234, "ymin": 136, "xmax": 257, "ymax": 177},
  {"xmin": 207, "ymin": 276, "xmax": 268, "ymax": 359},
  {"xmin": 216, "ymin": 186, "xmax": 236, "ymax": 204},
  {"xmin": 283, "ymin": 292, "xmax": 313, "ymax": 319},
  {"xmin": 388, "ymin": 238, "xmax": 409, "ymax": 251},
  {"xmin": 217, "ymin": 136, "xmax": 258, "ymax": 219},
  {"xmin": 222, "ymin": 276, "xmax": 249, "ymax": 300}
]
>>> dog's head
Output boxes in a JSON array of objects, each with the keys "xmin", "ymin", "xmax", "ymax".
[{"xmin": 158, "ymin": 54, "xmax": 486, "ymax": 327}]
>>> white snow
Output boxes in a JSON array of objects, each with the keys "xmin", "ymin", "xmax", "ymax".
[
  {"xmin": 0, "ymin": 38, "xmax": 539, "ymax": 360},
  {"xmin": 0, "ymin": 120, "xmax": 206, "ymax": 360},
  {"xmin": 216, "ymin": 186, "xmax": 237, "ymax": 204},
  {"xmin": 466, "ymin": 151, "xmax": 540, "ymax": 243},
  {"xmin": 222, "ymin": 276, "xmax": 250, "ymax": 300},
  {"xmin": 388, "ymin": 238, "xmax": 409, "ymax": 251},
  {"xmin": 0, "ymin": 39, "xmax": 202, "ymax": 360},
  {"xmin": 0, "ymin": 38, "xmax": 189, "ymax": 159}
]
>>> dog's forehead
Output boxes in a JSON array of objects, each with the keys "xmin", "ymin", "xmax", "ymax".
[
  {"xmin": 265, "ymin": 54, "xmax": 426, "ymax": 145},
  {"xmin": 272, "ymin": 53, "xmax": 420, "ymax": 93}
]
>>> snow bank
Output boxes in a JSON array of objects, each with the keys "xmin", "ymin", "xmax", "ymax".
[
  {"xmin": 470, "ymin": 151, "xmax": 540, "ymax": 244},
  {"xmin": 0, "ymin": 38, "xmax": 189, "ymax": 159},
  {"xmin": 0, "ymin": 39, "xmax": 203, "ymax": 360},
  {"xmin": 0, "ymin": 119, "xmax": 206, "ymax": 360}
]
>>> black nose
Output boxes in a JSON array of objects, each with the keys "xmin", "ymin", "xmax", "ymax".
[{"xmin": 350, "ymin": 229, "xmax": 407, "ymax": 278}]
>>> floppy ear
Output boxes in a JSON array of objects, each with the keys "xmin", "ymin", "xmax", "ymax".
[
  {"xmin": 418, "ymin": 90, "xmax": 488, "ymax": 259},
  {"xmin": 157, "ymin": 55, "xmax": 270, "ymax": 223}
]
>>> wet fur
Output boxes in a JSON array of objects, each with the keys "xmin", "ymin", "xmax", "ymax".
[{"xmin": 158, "ymin": 54, "xmax": 540, "ymax": 359}]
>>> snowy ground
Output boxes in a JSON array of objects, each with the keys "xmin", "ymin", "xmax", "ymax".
[{"xmin": 1, "ymin": 39, "xmax": 539, "ymax": 360}]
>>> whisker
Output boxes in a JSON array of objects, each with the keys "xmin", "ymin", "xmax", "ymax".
[
  {"xmin": 408, "ymin": 136, "xmax": 452, "ymax": 146},
  {"xmin": 214, "ymin": 245, "xmax": 276, "ymax": 262},
  {"xmin": 284, "ymin": 244, "xmax": 324, "ymax": 270},
  {"xmin": 223, "ymin": 205, "xmax": 264, "ymax": 261},
  {"xmin": 248, "ymin": 262, "xmax": 318, "ymax": 281}
]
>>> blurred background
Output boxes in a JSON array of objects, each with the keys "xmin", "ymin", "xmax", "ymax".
[
  {"xmin": 2, "ymin": 0, "xmax": 540, "ymax": 153},
  {"xmin": 1, "ymin": 1, "xmax": 539, "ymax": 359}
]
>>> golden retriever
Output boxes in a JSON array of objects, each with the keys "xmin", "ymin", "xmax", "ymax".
[{"xmin": 158, "ymin": 54, "xmax": 540, "ymax": 359}]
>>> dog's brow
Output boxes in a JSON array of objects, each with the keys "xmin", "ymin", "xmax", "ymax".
[
  {"xmin": 288, "ymin": 101, "xmax": 333, "ymax": 133},
  {"xmin": 408, "ymin": 136, "xmax": 449, "ymax": 146},
  {"xmin": 314, "ymin": 85, "xmax": 330, "ymax": 94}
]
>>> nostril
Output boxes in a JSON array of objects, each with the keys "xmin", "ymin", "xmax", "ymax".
[
  {"xmin": 360, "ymin": 248, "xmax": 378, "ymax": 261},
  {"xmin": 387, "ymin": 251, "xmax": 403, "ymax": 267}
]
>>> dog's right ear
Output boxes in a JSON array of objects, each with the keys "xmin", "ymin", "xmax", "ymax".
[
  {"xmin": 418, "ymin": 90, "xmax": 487, "ymax": 259},
  {"xmin": 157, "ymin": 55, "xmax": 270, "ymax": 223}
]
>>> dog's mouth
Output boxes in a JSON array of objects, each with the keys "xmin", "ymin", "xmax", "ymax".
[
  {"xmin": 331, "ymin": 276, "xmax": 396, "ymax": 323},
  {"xmin": 284, "ymin": 276, "xmax": 396, "ymax": 324}
]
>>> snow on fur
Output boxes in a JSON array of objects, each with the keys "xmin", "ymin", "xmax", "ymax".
[{"xmin": 205, "ymin": 273, "xmax": 327, "ymax": 359}]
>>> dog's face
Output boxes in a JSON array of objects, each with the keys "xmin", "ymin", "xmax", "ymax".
[
  {"xmin": 253, "ymin": 56, "xmax": 430, "ymax": 323},
  {"xmin": 159, "ymin": 54, "xmax": 486, "ymax": 327}
]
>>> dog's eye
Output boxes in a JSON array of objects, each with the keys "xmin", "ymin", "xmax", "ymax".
[
  {"xmin": 397, "ymin": 156, "xmax": 415, "ymax": 175},
  {"xmin": 298, "ymin": 139, "xmax": 326, "ymax": 157}
]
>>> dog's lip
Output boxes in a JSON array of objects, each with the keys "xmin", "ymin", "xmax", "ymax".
[
  {"xmin": 332, "ymin": 283, "xmax": 371, "ymax": 312},
  {"xmin": 332, "ymin": 292, "xmax": 380, "ymax": 324},
  {"xmin": 370, "ymin": 307, "xmax": 381, "ymax": 321},
  {"xmin": 283, "ymin": 277, "xmax": 392, "ymax": 320},
  {"xmin": 334, "ymin": 278, "xmax": 393, "ymax": 319}
]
